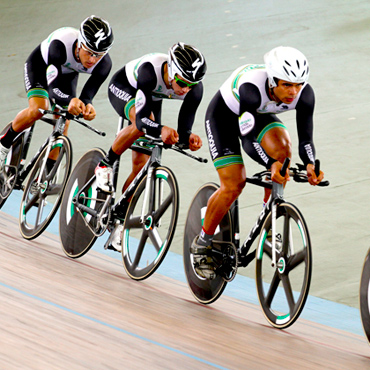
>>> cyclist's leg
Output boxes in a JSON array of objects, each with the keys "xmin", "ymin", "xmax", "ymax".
[
  {"xmin": 192, "ymin": 91, "xmax": 244, "ymax": 278},
  {"xmin": 122, "ymin": 150, "xmax": 150, "ymax": 194},
  {"xmin": 0, "ymin": 97, "xmax": 48, "ymax": 172},
  {"xmin": 199, "ymin": 91, "xmax": 243, "ymax": 239},
  {"xmin": 257, "ymin": 114, "xmax": 292, "ymax": 203},
  {"xmin": 202, "ymin": 165, "xmax": 245, "ymax": 236},
  {"xmin": 1, "ymin": 48, "xmax": 49, "ymax": 168},
  {"xmin": 11, "ymin": 97, "xmax": 49, "ymax": 133}
]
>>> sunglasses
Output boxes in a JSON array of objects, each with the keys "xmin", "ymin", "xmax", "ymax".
[
  {"xmin": 174, "ymin": 75, "xmax": 199, "ymax": 88},
  {"xmin": 81, "ymin": 43, "xmax": 106, "ymax": 58}
]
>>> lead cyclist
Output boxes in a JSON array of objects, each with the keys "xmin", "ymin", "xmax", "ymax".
[{"xmin": 191, "ymin": 46, "xmax": 325, "ymax": 279}]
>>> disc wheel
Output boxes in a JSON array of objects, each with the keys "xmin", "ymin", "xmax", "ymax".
[
  {"xmin": 19, "ymin": 136, "xmax": 72, "ymax": 240},
  {"xmin": 183, "ymin": 183, "xmax": 233, "ymax": 304},
  {"xmin": 122, "ymin": 166, "xmax": 179, "ymax": 280},
  {"xmin": 59, "ymin": 148, "xmax": 109, "ymax": 258},
  {"xmin": 360, "ymin": 248, "xmax": 370, "ymax": 344},
  {"xmin": 256, "ymin": 202, "xmax": 312, "ymax": 329}
]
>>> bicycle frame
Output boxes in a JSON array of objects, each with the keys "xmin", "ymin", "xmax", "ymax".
[
  {"xmin": 72, "ymin": 139, "xmax": 164, "ymax": 229},
  {"xmin": 234, "ymin": 181, "xmax": 285, "ymax": 268},
  {"xmin": 12, "ymin": 115, "xmax": 67, "ymax": 188},
  {"xmin": 112, "ymin": 144, "xmax": 163, "ymax": 221}
]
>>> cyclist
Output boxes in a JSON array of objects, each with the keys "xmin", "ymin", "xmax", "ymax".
[
  {"xmin": 191, "ymin": 46, "xmax": 325, "ymax": 279},
  {"xmin": 0, "ymin": 15, "xmax": 113, "ymax": 171},
  {"xmin": 94, "ymin": 42, "xmax": 207, "ymax": 251}
]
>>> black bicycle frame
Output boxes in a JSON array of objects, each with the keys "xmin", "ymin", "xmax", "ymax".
[
  {"xmin": 235, "ymin": 181, "xmax": 284, "ymax": 267},
  {"xmin": 73, "ymin": 142, "xmax": 163, "ymax": 220},
  {"xmin": 14, "ymin": 116, "xmax": 63, "ymax": 186},
  {"xmin": 112, "ymin": 144, "xmax": 163, "ymax": 216}
]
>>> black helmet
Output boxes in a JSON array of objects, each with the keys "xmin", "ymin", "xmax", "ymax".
[
  {"xmin": 168, "ymin": 42, "xmax": 207, "ymax": 83},
  {"xmin": 78, "ymin": 15, "xmax": 114, "ymax": 53}
]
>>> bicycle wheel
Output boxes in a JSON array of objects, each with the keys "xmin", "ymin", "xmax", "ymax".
[
  {"xmin": 59, "ymin": 148, "xmax": 109, "ymax": 258},
  {"xmin": 19, "ymin": 136, "xmax": 72, "ymax": 239},
  {"xmin": 122, "ymin": 166, "xmax": 179, "ymax": 280},
  {"xmin": 183, "ymin": 183, "xmax": 232, "ymax": 304},
  {"xmin": 360, "ymin": 248, "xmax": 370, "ymax": 344},
  {"xmin": 0, "ymin": 124, "xmax": 23, "ymax": 209},
  {"xmin": 256, "ymin": 202, "xmax": 312, "ymax": 329}
]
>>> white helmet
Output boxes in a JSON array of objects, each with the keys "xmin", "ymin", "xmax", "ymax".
[{"xmin": 264, "ymin": 46, "xmax": 309, "ymax": 88}]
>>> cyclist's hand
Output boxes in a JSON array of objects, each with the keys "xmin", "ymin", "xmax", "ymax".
[
  {"xmin": 161, "ymin": 126, "xmax": 179, "ymax": 145},
  {"xmin": 189, "ymin": 133, "xmax": 202, "ymax": 151},
  {"xmin": 307, "ymin": 163, "xmax": 324, "ymax": 185},
  {"xmin": 270, "ymin": 161, "xmax": 290, "ymax": 185},
  {"xmin": 83, "ymin": 104, "xmax": 96, "ymax": 121},
  {"xmin": 68, "ymin": 98, "xmax": 85, "ymax": 116}
]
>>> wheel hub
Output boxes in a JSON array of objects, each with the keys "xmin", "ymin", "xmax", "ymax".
[
  {"xmin": 277, "ymin": 257, "xmax": 286, "ymax": 273},
  {"xmin": 144, "ymin": 215, "xmax": 153, "ymax": 230}
]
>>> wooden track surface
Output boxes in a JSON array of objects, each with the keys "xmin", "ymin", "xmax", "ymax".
[{"xmin": 0, "ymin": 212, "xmax": 369, "ymax": 370}]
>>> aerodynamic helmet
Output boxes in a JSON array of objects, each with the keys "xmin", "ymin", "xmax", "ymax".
[
  {"xmin": 78, "ymin": 15, "xmax": 114, "ymax": 53},
  {"xmin": 168, "ymin": 42, "xmax": 207, "ymax": 83}
]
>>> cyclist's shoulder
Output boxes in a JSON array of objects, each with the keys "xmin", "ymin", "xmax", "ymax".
[
  {"xmin": 222, "ymin": 64, "xmax": 267, "ymax": 93},
  {"xmin": 128, "ymin": 53, "xmax": 167, "ymax": 76},
  {"xmin": 42, "ymin": 27, "xmax": 78, "ymax": 46}
]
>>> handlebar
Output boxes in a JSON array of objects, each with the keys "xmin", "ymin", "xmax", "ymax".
[
  {"xmin": 138, "ymin": 135, "xmax": 208, "ymax": 164},
  {"xmin": 247, "ymin": 159, "xmax": 330, "ymax": 188},
  {"xmin": 38, "ymin": 109, "xmax": 106, "ymax": 137}
]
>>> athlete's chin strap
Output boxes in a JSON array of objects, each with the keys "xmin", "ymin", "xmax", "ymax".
[{"xmin": 269, "ymin": 87, "xmax": 278, "ymax": 103}]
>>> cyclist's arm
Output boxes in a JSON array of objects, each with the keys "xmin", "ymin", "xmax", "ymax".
[
  {"xmin": 46, "ymin": 40, "xmax": 73, "ymax": 107},
  {"xmin": 79, "ymin": 54, "xmax": 112, "ymax": 106},
  {"xmin": 135, "ymin": 62, "xmax": 163, "ymax": 136},
  {"xmin": 296, "ymin": 84, "xmax": 316, "ymax": 166},
  {"xmin": 239, "ymin": 82, "xmax": 277, "ymax": 169},
  {"xmin": 177, "ymin": 82, "xmax": 203, "ymax": 147}
]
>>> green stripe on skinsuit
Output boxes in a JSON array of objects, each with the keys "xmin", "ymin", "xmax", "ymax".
[
  {"xmin": 214, "ymin": 155, "xmax": 244, "ymax": 170},
  {"xmin": 124, "ymin": 98, "xmax": 135, "ymax": 120},
  {"xmin": 27, "ymin": 89, "xmax": 49, "ymax": 100},
  {"xmin": 257, "ymin": 122, "xmax": 287, "ymax": 143}
]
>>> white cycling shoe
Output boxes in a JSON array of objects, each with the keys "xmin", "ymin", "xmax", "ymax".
[
  {"xmin": 95, "ymin": 164, "xmax": 113, "ymax": 193},
  {"xmin": 105, "ymin": 223, "xmax": 123, "ymax": 252},
  {"xmin": 0, "ymin": 143, "xmax": 10, "ymax": 172}
]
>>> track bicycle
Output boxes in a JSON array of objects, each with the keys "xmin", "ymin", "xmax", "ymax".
[
  {"xmin": 59, "ymin": 118, "xmax": 207, "ymax": 280},
  {"xmin": 0, "ymin": 108, "xmax": 105, "ymax": 240},
  {"xmin": 183, "ymin": 159, "xmax": 329, "ymax": 329},
  {"xmin": 360, "ymin": 248, "xmax": 370, "ymax": 344}
]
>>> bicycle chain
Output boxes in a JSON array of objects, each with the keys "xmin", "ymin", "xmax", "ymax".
[{"xmin": 77, "ymin": 200, "xmax": 111, "ymax": 237}]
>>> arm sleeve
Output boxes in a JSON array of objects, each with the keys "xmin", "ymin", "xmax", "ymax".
[
  {"xmin": 296, "ymin": 84, "xmax": 316, "ymax": 166},
  {"xmin": 135, "ymin": 62, "xmax": 163, "ymax": 137},
  {"xmin": 239, "ymin": 83, "xmax": 277, "ymax": 169},
  {"xmin": 177, "ymin": 82, "xmax": 203, "ymax": 145},
  {"xmin": 79, "ymin": 54, "xmax": 112, "ymax": 105},
  {"xmin": 46, "ymin": 40, "xmax": 72, "ymax": 106}
]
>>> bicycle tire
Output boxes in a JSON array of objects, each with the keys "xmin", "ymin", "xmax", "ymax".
[
  {"xmin": 122, "ymin": 166, "xmax": 179, "ymax": 280},
  {"xmin": 0, "ymin": 123, "xmax": 23, "ymax": 208},
  {"xmin": 59, "ymin": 148, "xmax": 108, "ymax": 258},
  {"xmin": 183, "ymin": 182, "xmax": 232, "ymax": 304},
  {"xmin": 19, "ymin": 136, "xmax": 72, "ymax": 240},
  {"xmin": 360, "ymin": 248, "xmax": 370, "ymax": 344},
  {"xmin": 256, "ymin": 202, "xmax": 312, "ymax": 329}
]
